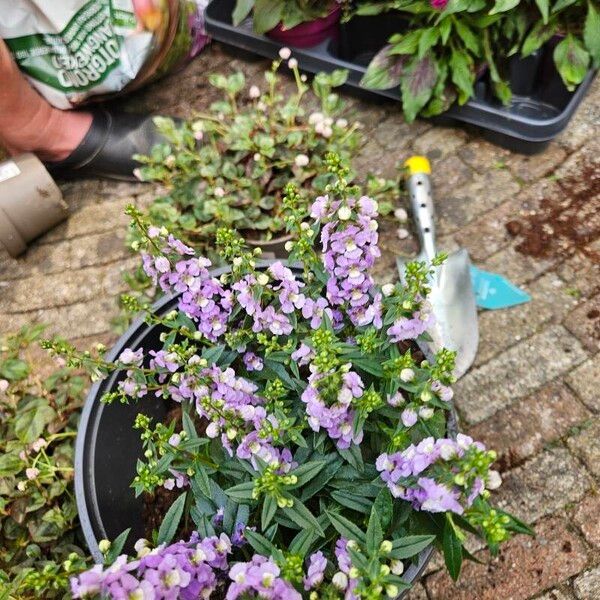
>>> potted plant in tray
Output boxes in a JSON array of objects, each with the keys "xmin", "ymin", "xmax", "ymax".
[
  {"xmin": 232, "ymin": 0, "xmax": 347, "ymax": 47},
  {"xmin": 45, "ymin": 155, "xmax": 530, "ymax": 598},
  {"xmin": 134, "ymin": 51, "xmax": 397, "ymax": 259}
]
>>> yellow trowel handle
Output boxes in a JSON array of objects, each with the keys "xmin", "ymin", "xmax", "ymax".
[{"xmin": 405, "ymin": 156, "xmax": 436, "ymax": 263}]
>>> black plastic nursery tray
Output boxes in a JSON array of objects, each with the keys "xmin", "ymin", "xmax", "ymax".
[{"xmin": 205, "ymin": 0, "xmax": 596, "ymax": 154}]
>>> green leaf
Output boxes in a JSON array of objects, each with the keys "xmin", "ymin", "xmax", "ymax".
[
  {"xmin": 262, "ymin": 495, "xmax": 277, "ymax": 530},
  {"xmin": 374, "ymin": 488, "xmax": 393, "ymax": 530},
  {"xmin": 337, "ymin": 445, "xmax": 364, "ymax": 472},
  {"xmin": 284, "ymin": 496, "xmax": 324, "ymax": 536},
  {"xmin": 245, "ymin": 529, "xmax": 282, "ymax": 559},
  {"xmin": 366, "ymin": 507, "xmax": 383, "ymax": 554},
  {"xmin": 443, "ymin": 516, "xmax": 463, "ymax": 581},
  {"xmin": 232, "ymin": 0, "xmax": 254, "ymax": 25},
  {"xmin": 584, "ymin": 1, "xmax": 600, "ymax": 66},
  {"xmin": 157, "ymin": 493, "xmax": 187, "ymax": 545},
  {"xmin": 454, "ymin": 20, "xmax": 480, "ymax": 54},
  {"xmin": 489, "ymin": 0, "xmax": 520, "ymax": 14},
  {"xmin": 193, "ymin": 464, "xmax": 212, "ymax": 499},
  {"xmin": 331, "ymin": 491, "xmax": 372, "ymax": 513},
  {"xmin": 287, "ymin": 461, "xmax": 327, "ymax": 489},
  {"xmin": 521, "ymin": 19, "xmax": 557, "ymax": 56},
  {"xmin": 554, "ymin": 34, "xmax": 590, "ymax": 90},
  {"xmin": 253, "ymin": 0, "xmax": 283, "ymax": 34},
  {"xmin": 0, "ymin": 452, "xmax": 23, "ymax": 477},
  {"xmin": 14, "ymin": 399, "xmax": 56, "ymax": 443},
  {"xmin": 289, "ymin": 528, "xmax": 315, "ymax": 557},
  {"xmin": 326, "ymin": 510, "xmax": 366, "ymax": 544},
  {"xmin": 401, "ymin": 55, "xmax": 438, "ymax": 122},
  {"xmin": 225, "ymin": 481, "xmax": 255, "ymax": 501},
  {"xmin": 535, "ymin": 0, "xmax": 549, "ymax": 22},
  {"xmin": 450, "ymin": 49, "xmax": 474, "ymax": 104},
  {"xmin": 104, "ymin": 528, "xmax": 131, "ymax": 565},
  {"xmin": 418, "ymin": 28, "xmax": 439, "ymax": 58},
  {"xmin": 390, "ymin": 535, "xmax": 435, "ymax": 559},
  {"xmin": 360, "ymin": 46, "xmax": 408, "ymax": 90},
  {"xmin": 0, "ymin": 358, "xmax": 29, "ymax": 381},
  {"xmin": 182, "ymin": 410, "xmax": 197, "ymax": 439}
]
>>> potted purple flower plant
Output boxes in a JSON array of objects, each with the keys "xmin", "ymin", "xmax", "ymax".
[{"xmin": 46, "ymin": 154, "xmax": 530, "ymax": 599}]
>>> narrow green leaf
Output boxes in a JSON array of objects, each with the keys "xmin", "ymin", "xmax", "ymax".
[
  {"xmin": 157, "ymin": 493, "xmax": 187, "ymax": 545},
  {"xmin": 443, "ymin": 516, "xmax": 463, "ymax": 581},
  {"xmin": 232, "ymin": 0, "xmax": 254, "ymax": 25},
  {"xmin": 331, "ymin": 491, "xmax": 372, "ymax": 514},
  {"xmin": 182, "ymin": 409, "xmax": 197, "ymax": 438},
  {"xmin": 366, "ymin": 507, "xmax": 383, "ymax": 555},
  {"xmin": 287, "ymin": 461, "xmax": 327, "ymax": 489},
  {"xmin": 253, "ymin": 0, "xmax": 284, "ymax": 35},
  {"xmin": 584, "ymin": 1, "xmax": 600, "ymax": 66},
  {"xmin": 285, "ymin": 496, "xmax": 324, "ymax": 536},
  {"xmin": 535, "ymin": 0, "xmax": 549, "ymax": 22},
  {"xmin": 289, "ymin": 528, "xmax": 315, "ymax": 557},
  {"xmin": 489, "ymin": 0, "xmax": 520, "ymax": 14},
  {"xmin": 194, "ymin": 464, "xmax": 212, "ymax": 498},
  {"xmin": 225, "ymin": 481, "xmax": 255, "ymax": 501},
  {"xmin": 104, "ymin": 528, "xmax": 131, "ymax": 564},
  {"xmin": 374, "ymin": 488, "xmax": 393, "ymax": 531},
  {"xmin": 554, "ymin": 34, "xmax": 590, "ymax": 90},
  {"xmin": 245, "ymin": 529, "xmax": 280, "ymax": 558},
  {"xmin": 262, "ymin": 495, "xmax": 277, "ymax": 530},
  {"xmin": 326, "ymin": 510, "xmax": 366, "ymax": 544},
  {"xmin": 390, "ymin": 534, "xmax": 435, "ymax": 559}
]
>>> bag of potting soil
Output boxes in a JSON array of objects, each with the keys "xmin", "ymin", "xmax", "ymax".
[{"xmin": 0, "ymin": 0, "xmax": 210, "ymax": 109}]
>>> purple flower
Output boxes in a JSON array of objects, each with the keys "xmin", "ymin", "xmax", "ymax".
[
  {"xmin": 401, "ymin": 408, "xmax": 418, "ymax": 427},
  {"xmin": 118, "ymin": 348, "xmax": 144, "ymax": 366},
  {"xmin": 243, "ymin": 352, "xmax": 264, "ymax": 372},
  {"xmin": 387, "ymin": 311, "xmax": 433, "ymax": 342},
  {"xmin": 304, "ymin": 551, "xmax": 327, "ymax": 590},
  {"xmin": 291, "ymin": 343, "xmax": 314, "ymax": 365},
  {"xmin": 301, "ymin": 297, "xmax": 331, "ymax": 329}
]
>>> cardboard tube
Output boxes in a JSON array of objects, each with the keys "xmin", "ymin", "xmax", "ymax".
[{"xmin": 0, "ymin": 153, "xmax": 68, "ymax": 257}]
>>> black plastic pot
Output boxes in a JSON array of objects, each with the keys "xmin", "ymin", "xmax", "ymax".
[
  {"xmin": 205, "ymin": 0, "xmax": 595, "ymax": 154},
  {"xmin": 75, "ymin": 262, "xmax": 456, "ymax": 595}
]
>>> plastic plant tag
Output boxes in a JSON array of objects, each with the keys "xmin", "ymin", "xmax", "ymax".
[{"xmin": 470, "ymin": 265, "xmax": 531, "ymax": 310}]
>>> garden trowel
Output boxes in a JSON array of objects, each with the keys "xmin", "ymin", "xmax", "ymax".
[{"xmin": 396, "ymin": 156, "xmax": 478, "ymax": 379}]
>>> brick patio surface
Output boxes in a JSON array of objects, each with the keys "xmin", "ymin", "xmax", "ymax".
[{"xmin": 1, "ymin": 45, "xmax": 599, "ymax": 599}]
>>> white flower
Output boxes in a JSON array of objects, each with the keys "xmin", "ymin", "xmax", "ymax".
[
  {"xmin": 321, "ymin": 125, "xmax": 333, "ymax": 138},
  {"xmin": 382, "ymin": 283, "xmax": 395, "ymax": 297},
  {"xmin": 288, "ymin": 58, "xmax": 298, "ymax": 69},
  {"xmin": 300, "ymin": 74, "xmax": 307, "ymax": 81},
  {"xmin": 397, "ymin": 227, "xmax": 409, "ymax": 239},
  {"xmin": 0, "ymin": 379, "xmax": 8, "ymax": 394},
  {"xmin": 168, "ymin": 433, "xmax": 181, "ymax": 447},
  {"xmin": 214, "ymin": 187, "xmax": 225, "ymax": 198},
  {"xmin": 487, "ymin": 470, "xmax": 502, "ymax": 490},
  {"xmin": 17, "ymin": 481, "xmax": 27, "ymax": 491},
  {"xmin": 394, "ymin": 207, "xmax": 408, "ymax": 221},
  {"xmin": 249, "ymin": 85, "xmax": 260, "ymax": 98},
  {"xmin": 278, "ymin": 47, "xmax": 291, "ymax": 60},
  {"xmin": 134, "ymin": 538, "xmax": 150, "ymax": 556},
  {"xmin": 294, "ymin": 154, "xmax": 309, "ymax": 167},
  {"xmin": 400, "ymin": 368, "xmax": 415, "ymax": 382},
  {"xmin": 257, "ymin": 273, "xmax": 269, "ymax": 286},
  {"xmin": 25, "ymin": 467, "xmax": 39, "ymax": 480},
  {"xmin": 253, "ymin": 152, "xmax": 261, "ymax": 161},
  {"xmin": 147, "ymin": 225, "xmax": 160, "ymax": 237},
  {"xmin": 194, "ymin": 130, "xmax": 203, "ymax": 141},
  {"xmin": 336, "ymin": 118, "xmax": 348, "ymax": 128},
  {"xmin": 338, "ymin": 206, "xmax": 352, "ymax": 220}
]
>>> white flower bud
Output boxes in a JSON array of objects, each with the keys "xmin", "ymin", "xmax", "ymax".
[
  {"xmin": 332, "ymin": 571, "xmax": 348, "ymax": 589},
  {"xmin": 249, "ymin": 85, "xmax": 260, "ymax": 99},
  {"xmin": 400, "ymin": 368, "xmax": 415, "ymax": 382},
  {"xmin": 253, "ymin": 152, "xmax": 261, "ymax": 161},
  {"xmin": 397, "ymin": 227, "xmax": 409, "ymax": 240},
  {"xmin": 487, "ymin": 470, "xmax": 502, "ymax": 490},
  {"xmin": 336, "ymin": 118, "xmax": 348, "ymax": 128},
  {"xmin": 98, "ymin": 539, "xmax": 111, "ymax": 554},
  {"xmin": 419, "ymin": 406, "xmax": 434, "ymax": 420},
  {"xmin": 206, "ymin": 422, "xmax": 220, "ymax": 438},
  {"xmin": 25, "ymin": 467, "xmax": 39, "ymax": 480},
  {"xmin": 338, "ymin": 206, "xmax": 352, "ymax": 221},
  {"xmin": 288, "ymin": 58, "xmax": 298, "ymax": 69},
  {"xmin": 294, "ymin": 154, "xmax": 309, "ymax": 167},
  {"xmin": 394, "ymin": 207, "xmax": 408, "ymax": 221},
  {"xmin": 17, "ymin": 481, "xmax": 27, "ymax": 491},
  {"xmin": 214, "ymin": 187, "xmax": 225, "ymax": 198},
  {"xmin": 309, "ymin": 112, "xmax": 324, "ymax": 125},
  {"xmin": 284, "ymin": 241, "xmax": 294, "ymax": 251},
  {"xmin": 257, "ymin": 273, "xmax": 269, "ymax": 286},
  {"xmin": 382, "ymin": 283, "xmax": 395, "ymax": 297},
  {"xmin": 278, "ymin": 47, "xmax": 291, "ymax": 60},
  {"xmin": 390, "ymin": 559, "xmax": 404, "ymax": 575},
  {"xmin": 322, "ymin": 125, "xmax": 333, "ymax": 138}
]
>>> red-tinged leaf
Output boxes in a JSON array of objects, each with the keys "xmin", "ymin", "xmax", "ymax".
[
  {"xmin": 360, "ymin": 45, "xmax": 409, "ymax": 90},
  {"xmin": 400, "ymin": 56, "xmax": 438, "ymax": 122}
]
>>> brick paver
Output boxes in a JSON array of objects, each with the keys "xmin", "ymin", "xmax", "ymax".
[{"xmin": 1, "ymin": 42, "xmax": 599, "ymax": 599}]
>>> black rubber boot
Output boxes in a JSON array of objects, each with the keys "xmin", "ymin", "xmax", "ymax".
[{"xmin": 45, "ymin": 109, "xmax": 174, "ymax": 182}]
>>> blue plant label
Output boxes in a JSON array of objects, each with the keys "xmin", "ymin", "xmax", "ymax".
[{"xmin": 470, "ymin": 266, "xmax": 531, "ymax": 310}]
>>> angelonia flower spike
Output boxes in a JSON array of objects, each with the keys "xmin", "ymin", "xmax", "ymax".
[{"xmin": 49, "ymin": 154, "xmax": 530, "ymax": 600}]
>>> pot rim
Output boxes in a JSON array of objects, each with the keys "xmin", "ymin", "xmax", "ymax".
[{"xmin": 75, "ymin": 260, "xmax": 456, "ymax": 595}]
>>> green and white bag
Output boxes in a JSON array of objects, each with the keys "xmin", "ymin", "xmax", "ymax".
[{"xmin": 0, "ymin": 0, "xmax": 155, "ymax": 109}]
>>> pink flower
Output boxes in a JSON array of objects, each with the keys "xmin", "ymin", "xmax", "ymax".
[{"xmin": 431, "ymin": 0, "xmax": 448, "ymax": 8}]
